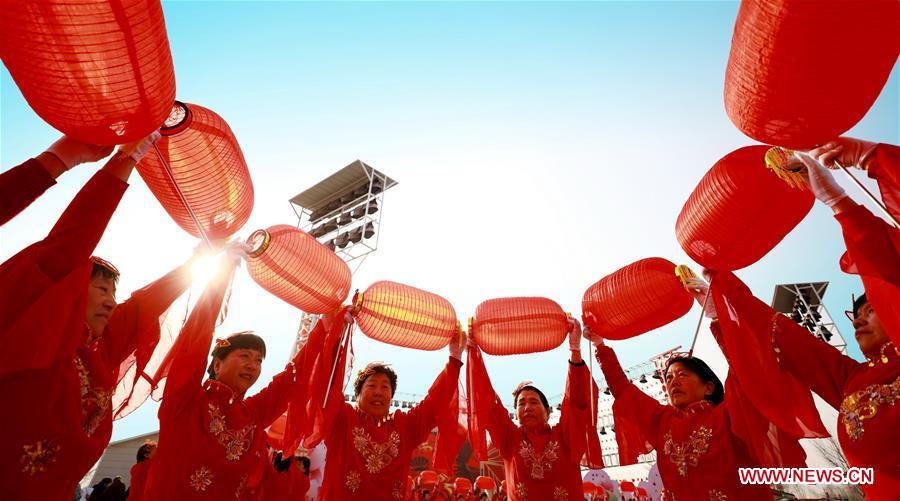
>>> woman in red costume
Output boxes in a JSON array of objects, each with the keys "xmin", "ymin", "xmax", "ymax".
[
  {"xmin": 127, "ymin": 441, "xmax": 156, "ymax": 501},
  {"xmin": 0, "ymin": 132, "xmax": 201, "ymax": 500},
  {"xmin": 592, "ymin": 332, "xmax": 775, "ymax": 501},
  {"xmin": 0, "ymin": 135, "xmax": 113, "ymax": 226},
  {"xmin": 708, "ymin": 152, "xmax": 900, "ymax": 497},
  {"xmin": 143, "ymin": 255, "xmax": 320, "ymax": 500},
  {"xmin": 467, "ymin": 319, "xmax": 601, "ymax": 501},
  {"xmin": 316, "ymin": 330, "xmax": 465, "ymax": 500}
]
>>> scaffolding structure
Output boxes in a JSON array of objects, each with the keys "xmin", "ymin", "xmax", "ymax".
[{"xmin": 771, "ymin": 282, "xmax": 847, "ymax": 354}]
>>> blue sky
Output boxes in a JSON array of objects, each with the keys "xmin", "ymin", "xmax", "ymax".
[{"xmin": 2, "ymin": 1, "xmax": 897, "ymax": 441}]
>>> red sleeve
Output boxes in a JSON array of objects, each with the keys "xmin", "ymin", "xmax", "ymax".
[
  {"xmin": 245, "ymin": 361, "xmax": 298, "ymax": 428},
  {"xmin": 595, "ymin": 345, "xmax": 663, "ymax": 464},
  {"xmin": 709, "ymin": 271, "xmax": 829, "ymax": 439},
  {"xmin": 0, "ymin": 158, "xmax": 56, "ymax": 226},
  {"xmin": 405, "ymin": 357, "xmax": 463, "ymax": 444},
  {"xmin": 155, "ymin": 257, "xmax": 238, "ymax": 419},
  {"xmin": 770, "ymin": 313, "xmax": 858, "ymax": 410},
  {"xmin": 37, "ymin": 169, "xmax": 128, "ymax": 281},
  {"xmin": 466, "ymin": 346, "xmax": 518, "ymax": 461},
  {"xmin": 836, "ymin": 204, "xmax": 900, "ymax": 347},
  {"xmin": 866, "ymin": 143, "xmax": 900, "ymax": 222},
  {"xmin": 558, "ymin": 361, "xmax": 603, "ymax": 467}
]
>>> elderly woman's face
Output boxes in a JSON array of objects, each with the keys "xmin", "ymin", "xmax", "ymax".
[
  {"xmin": 516, "ymin": 389, "xmax": 549, "ymax": 428},
  {"xmin": 358, "ymin": 373, "xmax": 393, "ymax": 418},
  {"xmin": 665, "ymin": 362, "xmax": 713, "ymax": 409},
  {"xmin": 853, "ymin": 303, "xmax": 889, "ymax": 357}
]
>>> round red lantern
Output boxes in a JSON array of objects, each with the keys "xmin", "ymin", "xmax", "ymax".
[
  {"xmin": 244, "ymin": 225, "xmax": 351, "ymax": 314},
  {"xmin": 471, "ymin": 297, "xmax": 569, "ymax": 355},
  {"xmin": 0, "ymin": 0, "xmax": 176, "ymax": 145},
  {"xmin": 353, "ymin": 281, "xmax": 458, "ymax": 351},
  {"xmin": 676, "ymin": 145, "xmax": 814, "ymax": 271},
  {"xmin": 475, "ymin": 476, "xmax": 496, "ymax": 492},
  {"xmin": 582, "ymin": 482, "xmax": 598, "ymax": 496},
  {"xmin": 137, "ymin": 102, "xmax": 254, "ymax": 240},
  {"xmin": 724, "ymin": 0, "xmax": 898, "ymax": 149},
  {"xmin": 582, "ymin": 258, "xmax": 694, "ymax": 340},
  {"xmin": 453, "ymin": 477, "xmax": 472, "ymax": 495}
]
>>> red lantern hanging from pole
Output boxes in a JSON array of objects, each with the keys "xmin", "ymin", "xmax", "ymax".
[
  {"xmin": 244, "ymin": 225, "xmax": 351, "ymax": 314},
  {"xmin": 137, "ymin": 102, "xmax": 254, "ymax": 241},
  {"xmin": 724, "ymin": 0, "xmax": 898, "ymax": 149},
  {"xmin": 582, "ymin": 258, "xmax": 694, "ymax": 340},
  {"xmin": 0, "ymin": 0, "xmax": 176, "ymax": 145},
  {"xmin": 470, "ymin": 297, "xmax": 569, "ymax": 355},
  {"xmin": 352, "ymin": 281, "xmax": 459, "ymax": 351},
  {"xmin": 676, "ymin": 145, "xmax": 814, "ymax": 271}
]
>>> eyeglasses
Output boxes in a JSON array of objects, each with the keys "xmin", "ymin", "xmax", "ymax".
[
  {"xmin": 845, "ymin": 304, "xmax": 873, "ymax": 322},
  {"xmin": 844, "ymin": 310, "xmax": 856, "ymax": 322}
]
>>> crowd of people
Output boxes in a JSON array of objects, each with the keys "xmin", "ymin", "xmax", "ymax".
[{"xmin": 0, "ymin": 129, "xmax": 896, "ymax": 501}]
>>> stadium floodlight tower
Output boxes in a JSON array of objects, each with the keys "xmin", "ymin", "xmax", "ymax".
[
  {"xmin": 771, "ymin": 282, "xmax": 847, "ymax": 354},
  {"xmin": 288, "ymin": 159, "xmax": 398, "ymax": 351}
]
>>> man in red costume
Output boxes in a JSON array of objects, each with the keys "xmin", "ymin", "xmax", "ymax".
[
  {"xmin": 0, "ymin": 135, "xmax": 113, "ymax": 226},
  {"xmin": 0, "ymin": 132, "xmax": 202, "ymax": 500},
  {"xmin": 467, "ymin": 319, "xmax": 599, "ymax": 501},
  {"xmin": 127, "ymin": 441, "xmax": 157, "ymax": 501},
  {"xmin": 317, "ymin": 330, "xmax": 465, "ymax": 500},
  {"xmin": 143, "ymin": 263, "xmax": 313, "ymax": 501}
]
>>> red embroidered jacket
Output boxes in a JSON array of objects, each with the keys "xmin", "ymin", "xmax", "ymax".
[
  {"xmin": 0, "ymin": 157, "xmax": 56, "ymax": 226},
  {"xmin": 0, "ymin": 170, "xmax": 191, "ymax": 500},
  {"xmin": 318, "ymin": 357, "xmax": 462, "ymax": 500}
]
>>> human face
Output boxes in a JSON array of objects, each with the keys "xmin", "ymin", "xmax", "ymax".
[
  {"xmin": 358, "ymin": 373, "xmax": 393, "ymax": 418},
  {"xmin": 665, "ymin": 362, "xmax": 713, "ymax": 409},
  {"xmin": 515, "ymin": 389, "xmax": 549, "ymax": 429},
  {"xmin": 853, "ymin": 303, "xmax": 889, "ymax": 358},
  {"xmin": 85, "ymin": 275, "xmax": 117, "ymax": 336},
  {"xmin": 213, "ymin": 348, "xmax": 263, "ymax": 395}
]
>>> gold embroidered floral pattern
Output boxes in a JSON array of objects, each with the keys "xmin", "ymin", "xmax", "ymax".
[
  {"xmin": 21, "ymin": 440, "xmax": 60, "ymax": 475},
  {"xmin": 190, "ymin": 466, "xmax": 214, "ymax": 492},
  {"xmin": 840, "ymin": 377, "xmax": 900, "ymax": 441},
  {"xmin": 208, "ymin": 404, "xmax": 255, "ymax": 461},
  {"xmin": 709, "ymin": 490, "xmax": 727, "ymax": 500},
  {"xmin": 663, "ymin": 426, "xmax": 713, "ymax": 476},
  {"xmin": 235, "ymin": 474, "xmax": 248, "ymax": 500},
  {"xmin": 75, "ymin": 355, "xmax": 111, "ymax": 437},
  {"xmin": 345, "ymin": 470, "xmax": 361, "ymax": 492},
  {"xmin": 553, "ymin": 486, "xmax": 568, "ymax": 500},
  {"xmin": 392, "ymin": 480, "xmax": 405, "ymax": 499},
  {"xmin": 515, "ymin": 482, "xmax": 528, "ymax": 498},
  {"xmin": 518, "ymin": 440, "xmax": 560, "ymax": 480},
  {"xmin": 352, "ymin": 427, "xmax": 400, "ymax": 474}
]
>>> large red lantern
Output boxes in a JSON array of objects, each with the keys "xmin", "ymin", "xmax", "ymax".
[
  {"xmin": 137, "ymin": 102, "xmax": 254, "ymax": 240},
  {"xmin": 471, "ymin": 297, "xmax": 568, "ymax": 355},
  {"xmin": 353, "ymin": 281, "xmax": 458, "ymax": 351},
  {"xmin": 0, "ymin": 0, "xmax": 176, "ymax": 145},
  {"xmin": 676, "ymin": 146, "xmax": 814, "ymax": 271},
  {"xmin": 244, "ymin": 225, "xmax": 351, "ymax": 314},
  {"xmin": 582, "ymin": 258, "xmax": 694, "ymax": 340},
  {"xmin": 724, "ymin": 0, "xmax": 898, "ymax": 149}
]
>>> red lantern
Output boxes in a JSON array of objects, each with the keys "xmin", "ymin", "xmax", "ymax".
[
  {"xmin": 137, "ymin": 102, "xmax": 254, "ymax": 240},
  {"xmin": 676, "ymin": 146, "xmax": 814, "ymax": 271},
  {"xmin": 474, "ymin": 476, "xmax": 496, "ymax": 492},
  {"xmin": 0, "ymin": 0, "xmax": 175, "ymax": 145},
  {"xmin": 353, "ymin": 281, "xmax": 458, "ymax": 351},
  {"xmin": 453, "ymin": 477, "xmax": 473, "ymax": 495},
  {"xmin": 245, "ymin": 225, "xmax": 351, "ymax": 314},
  {"xmin": 471, "ymin": 297, "xmax": 568, "ymax": 355},
  {"xmin": 724, "ymin": 0, "xmax": 898, "ymax": 149},
  {"xmin": 582, "ymin": 482, "xmax": 598, "ymax": 496},
  {"xmin": 582, "ymin": 258, "xmax": 694, "ymax": 340}
]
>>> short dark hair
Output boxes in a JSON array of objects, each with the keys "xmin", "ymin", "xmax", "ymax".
[
  {"xmin": 664, "ymin": 356, "xmax": 725, "ymax": 405},
  {"xmin": 206, "ymin": 331, "xmax": 267, "ymax": 379},
  {"xmin": 853, "ymin": 293, "xmax": 868, "ymax": 317},
  {"xmin": 513, "ymin": 384, "xmax": 550, "ymax": 411},
  {"xmin": 91, "ymin": 256, "xmax": 120, "ymax": 284},
  {"xmin": 136, "ymin": 441, "xmax": 157, "ymax": 463},
  {"xmin": 354, "ymin": 362, "xmax": 398, "ymax": 397}
]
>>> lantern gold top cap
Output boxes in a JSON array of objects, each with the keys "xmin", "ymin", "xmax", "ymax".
[{"xmin": 245, "ymin": 229, "xmax": 271, "ymax": 258}]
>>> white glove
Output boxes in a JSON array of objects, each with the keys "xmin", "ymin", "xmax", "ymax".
[
  {"xmin": 795, "ymin": 152, "xmax": 848, "ymax": 208},
  {"xmin": 118, "ymin": 130, "xmax": 162, "ymax": 163},
  {"xmin": 449, "ymin": 329, "xmax": 466, "ymax": 360},
  {"xmin": 45, "ymin": 136, "xmax": 114, "ymax": 170},
  {"xmin": 582, "ymin": 325, "xmax": 605, "ymax": 347},
  {"xmin": 808, "ymin": 137, "xmax": 878, "ymax": 170},
  {"xmin": 567, "ymin": 317, "xmax": 582, "ymax": 351},
  {"xmin": 683, "ymin": 277, "xmax": 717, "ymax": 320}
]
